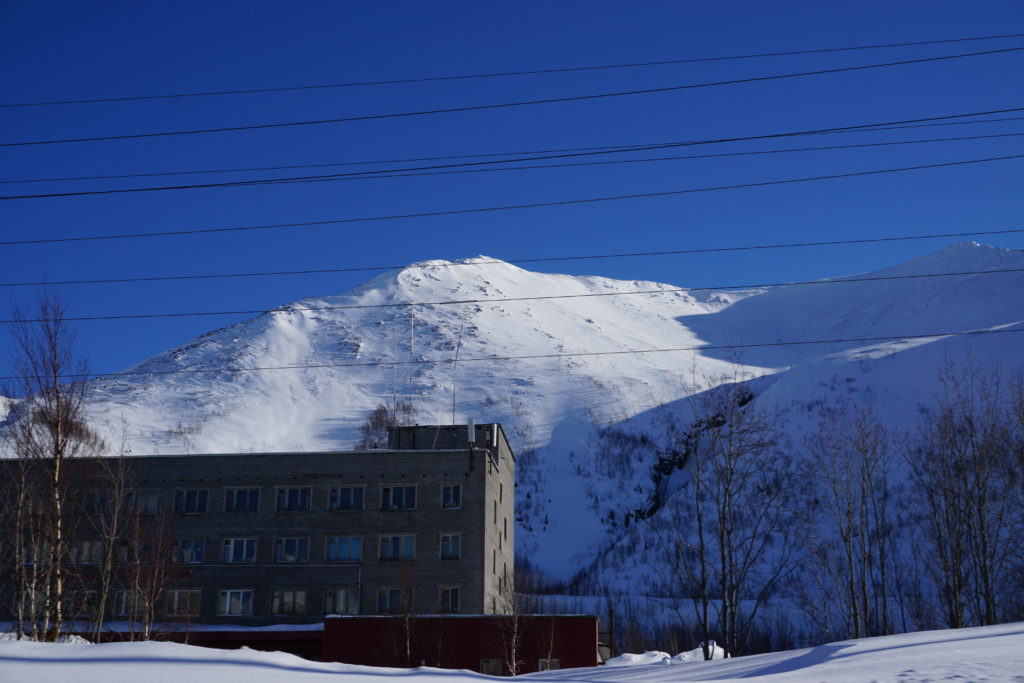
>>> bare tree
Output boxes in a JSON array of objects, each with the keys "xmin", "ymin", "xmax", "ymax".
[
  {"xmin": 645, "ymin": 370, "xmax": 805, "ymax": 658},
  {"xmin": 2, "ymin": 295, "xmax": 104, "ymax": 640},
  {"xmin": 804, "ymin": 401, "xmax": 901, "ymax": 639},
  {"xmin": 356, "ymin": 401, "xmax": 415, "ymax": 449},
  {"xmin": 905, "ymin": 361, "xmax": 1018, "ymax": 628}
]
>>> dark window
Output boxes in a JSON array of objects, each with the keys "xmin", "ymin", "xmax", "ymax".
[
  {"xmin": 440, "ymin": 533, "xmax": 461, "ymax": 559},
  {"xmin": 224, "ymin": 488, "xmax": 260, "ymax": 513},
  {"xmin": 218, "ymin": 590, "xmax": 253, "ymax": 616},
  {"xmin": 177, "ymin": 539, "xmax": 204, "ymax": 564},
  {"xmin": 222, "ymin": 538, "xmax": 256, "ymax": 563},
  {"xmin": 274, "ymin": 537, "xmax": 309, "ymax": 562},
  {"xmin": 379, "ymin": 535, "xmax": 415, "ymax": 560},
  {"xmin": 326, "ymin": 536, "xmax": 361, "ymax": 561},
  {"xmin": 328, "ymin": 486, "xmax": 364, "ymax": 511},
  {"xmin": 174, "ymin": 489, "xmax": 208, "ymax": 514},
  {"xmin": 381, "ymin": 485, "xmax": 416, "ymax": 510},
  {"xmin": 276, "ymin": 487, "xmax": 311, "ymax": 512},
  {"xmin": 441, "ymin": 484, "xmax": 461, "ymax": 509},
  {"xmin": 377, "ymin": 587, "xmax": 411, "ymax": 614},
  {"xmin": 272, "ymin": 589, "xmax": 307, "ymax": 615},
  {"xmin": 325, "ymin": 588, "xmax": 359, "ymax": 615},
  {"xmin": 124, "ymin": 489, "xmax": 158, "ymax": 514},
  {"xmin": 439, "ymin": 587, "xmax": 460, "ymax": 613}
]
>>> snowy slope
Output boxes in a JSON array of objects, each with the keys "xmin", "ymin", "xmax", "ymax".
[
  {"xmin": 77, "ymin": 244, "xmax": 1024, "ymax": 578},
  {"xmin": 4, "ymin": 622, "xmax": 1024, "ymax": 682}
]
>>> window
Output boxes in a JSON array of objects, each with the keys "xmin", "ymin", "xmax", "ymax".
[
  {"xmin": 325, "ymin": 587, "xmax": 360, "ymax": 615},
  {"xmin": 224, "ymin": 487, "xmax": 259, "ymax": 513},
  {"xmin": 380, "ymin": 484, "xmax": 416, "ymax": 510},
  {"xmin": 276, "ymin": 487, "xmax": 311, "ymax": 512},
  {"xmin": 274, "ymin": 537, "xmax": 309, "ymax": 563},
  {"xmin": 119, "ymin": 540, "xmax": 152, "ymax": 563},
  {"xmin": 64, "ymin": 590, "xmax": 97, "ymax": 617},
  {"xmin": 377, "ymin": 587, "xmax": 411, "ymax": 614},
  {"xmin": 218, "ymin": 589, "xmax": 253, "ymax": 616},
  {"xmin": 177, "ymin": 539, "xmax": 204, "ymax": 564},
  {"xmin": 440, "ymin": 533, "xmax": 461, "ymax": 560},
  {"xmin": 124, "ymin": 489, "xmax": 159, "ymax": 514},
  {"xmin": 538, "ymin": 659, "xmax": 561, "ymax": 671},
  {"xmin": 439, "ymin": 587, "xmax": 460, "ymax": 613},
  {"xmin": 441, "ymin": 484, "xmax": 461, "ymax": 510},
  {"xmin": 168, "ymin": 590, "xmax": 201, "ymax": 617},
  {"xmin": 326, "ymin": 536, "xmax": 361, "ymax": 562},
  {"xmin": 84, "ymin": 491, "xmax": 108, "ymax": 515},
  {"xmin": 379, "ymin": 535, "xmax": 415, "ymax": 560},
  {"xmin": 69, "ymin": 540, "xmax": 102, "ymax": 565},
  {"xmin": 272, "ymin": 589, "xmax": 307, "ymax": 615},
  {"xmin": 222, "ymin": 538, "xmax": 256, "ymax": 563},
  {"xmin": 112, "ymin": 591, "xmax": 145, "ymax": 617},
  {"xmin": 328, "ymin": 486, "xmax": 364, "ymax": 511},
  {"xmin": 479, "ymin": 660, "xmax": 503, "ymax": 676},
  {"xmin": 174, "ymin": 489, "xmax": 208, "ymax": 514}
]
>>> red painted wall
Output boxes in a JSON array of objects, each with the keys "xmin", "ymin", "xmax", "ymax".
[{"xmin": 323, "ymin": 615, "xmax": 599, "ymax": 674}]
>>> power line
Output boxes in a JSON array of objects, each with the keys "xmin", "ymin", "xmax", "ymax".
[
  {"xmin": 5, "ymin": 115, "xmax": 1023, "ymax": 186},
  {"xmin": 2, "ymin": 227, "xmax": 1022, "ymax": 289},
  {"xmin": 4, "ymin": 267, "xmax": 1022, "ymax": 324},
  {"xmin": 4, "ymin": 130, "xmax": 1021, "ymax": 201},
  {"xmin": 4, "ymin": 151, "xmax": 1023, "ymax": 246},
  {"xmin": 4, "ymin": 327, "xmax": 1019, "ymax": 382},
  {"xmin": 5, "ymin": 32, "xmax": 1022, "ymax": 109},
  {"xmin": 4, "ymin": 46, "xmax": 1022, "ymax": 148}
]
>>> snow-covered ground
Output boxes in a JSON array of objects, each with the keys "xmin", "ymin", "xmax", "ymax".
[{"xmin": 2, "ymin": 623, "xmax": 1023, "ymax": 682}]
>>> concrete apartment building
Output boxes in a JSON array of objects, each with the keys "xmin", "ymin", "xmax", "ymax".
[{"xmin": 3, "ymin": 423, "xmax": 515, "ymax": 626}]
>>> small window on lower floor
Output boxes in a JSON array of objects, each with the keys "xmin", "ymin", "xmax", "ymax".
[
  {"xmin": 272, "ymin": 589, "xmax": 307, "ymax": 615},
  {"xmin": 168, "ymin": 589, "xmax": 201, "ymax": 617},
  {"xmin": 479, "ymin": 660, "xmax": 503, "ymax": 676},
  {"xmin": 377, "ymin": 587, "xmax": 412, "ymax": 614},
  {"xmin": 439, "ymin": 587, "xmax": 460, "ymax": 613},
  {"xmin": 218, "ymin": 589, "xmax": 253, "ymax": 616},
  {"xmin": 325, "ymin": 587, "xmax": 360, "ymax": 615},
  {"xmin": 538, "ymin": 659, "xmax": 561, "ymax": 671}
]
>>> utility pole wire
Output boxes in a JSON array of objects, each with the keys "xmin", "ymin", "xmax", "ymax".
[
  {"xmin": 3, "ymin": 45, "xmax": 1022, "ymax": 148},
  {"xmin": 3, "ymin": 32, "xmax": 1021, "ymax": 109},
  {"xmin": 3, "ymin": 266, "xmax": 1022, "ymax": 324},
  {"xmin": 3, "ymin": 327, "xmax": 1020, "ymax": 382},
  {"xmin": 0, "ymin": 227, "xmax": 1022, "ymax": 289},
  {"xmin": 3, "ymin": 150, "xmax": 1023, "ymax": 246},
  {"xmin": 4, "ymin": 114, "xmax": 1022, "ymax": 186},
  {"xmin": 4, "ymin": 130, "xmax": 1023, "ymax": 201}
]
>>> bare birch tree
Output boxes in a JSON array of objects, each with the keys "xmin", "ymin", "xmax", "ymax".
[{"xmin": 3, "ymin": 295, "xmax": 104, "ymax": 640}]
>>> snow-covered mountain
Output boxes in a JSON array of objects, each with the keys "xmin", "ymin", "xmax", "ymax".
[{"xmin": 84, "ymin": 243, "xmax": 1024, "ymax": 579}]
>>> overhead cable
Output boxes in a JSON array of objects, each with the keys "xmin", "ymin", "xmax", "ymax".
[
  {"xmin": 4, "ymin": 267, "xmax": 1022, "ymax": 324},
  {"xmin": 4, "ymin": 32, "xmax": 1022, "ymax": 109},
  {"xmin": 1, "ymin": 227, "xmax": 1023, "ymax": 289},
  {"xmin": 3, "ymin": 130, "xmax": 1021, "ymax": 200},
  {"xmin": 3, "ymin": 46, "xmax": 1022, "ymax": 148},
  {"xmin": 5, "ymin": 115, "xmax": 1024, "ymax": 186},
  {"xmin": 3, "ymin": 151, "xmax": 1023, "ymax": 246},
  {"xmin": 4, "ymin": 327, "xmax": 1020, "ymax": 382}
]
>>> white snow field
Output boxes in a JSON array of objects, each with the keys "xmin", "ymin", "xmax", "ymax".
[{"xmin": 2, "ymin": 623, "xmax": 1023, "ymax": 682}]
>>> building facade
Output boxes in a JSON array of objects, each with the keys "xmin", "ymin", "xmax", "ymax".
[{"xmin": 2, "ymin": 423, "xmax": 515, "ymax": 626}]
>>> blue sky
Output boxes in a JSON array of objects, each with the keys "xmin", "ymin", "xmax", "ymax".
[{"xmin": 1, "ymin": 1, "xmax": 1022, "ymax": 379}]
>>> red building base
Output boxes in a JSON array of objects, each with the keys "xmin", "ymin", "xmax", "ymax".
[{"xmin": 323, "ymin": 615, "xmax": 600, "ymax": 674}]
